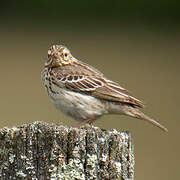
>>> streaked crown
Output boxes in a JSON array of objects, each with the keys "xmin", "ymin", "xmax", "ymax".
[{"xmin": 45, "ymin": 45, "xmax": 74, "ymax": 68}]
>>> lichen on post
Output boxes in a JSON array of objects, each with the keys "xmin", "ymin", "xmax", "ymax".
[{"xmin": 0, "ymin": 121, "xmax": 134, "ymax": 180}]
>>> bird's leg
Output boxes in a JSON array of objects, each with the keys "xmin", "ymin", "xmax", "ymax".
[
  {"xmin": 88, "ymin": 119, "xmax": 96, "ymax": 125},
  {"xmin": 73, "ymin": 118, "xmax": 94, "ymax": 128}
]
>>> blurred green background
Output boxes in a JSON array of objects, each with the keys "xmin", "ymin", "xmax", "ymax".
[{"xmin": 0, "ymin": 1, "xmax": 179, "ymax": 179}]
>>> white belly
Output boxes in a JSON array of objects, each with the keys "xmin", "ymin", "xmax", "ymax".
[{"xmin": 48, "ymin": 87, "xmax": 107, "ymax": 121}]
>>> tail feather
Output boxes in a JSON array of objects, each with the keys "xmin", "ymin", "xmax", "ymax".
[{"xmin": 122, "ymin": 106, "xmax": 168, "ymax": 132}]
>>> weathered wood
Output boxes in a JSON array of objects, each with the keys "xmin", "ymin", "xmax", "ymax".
[{"xmin": 0, "ymin": 121, "xmax": 134, "ymax": 180}]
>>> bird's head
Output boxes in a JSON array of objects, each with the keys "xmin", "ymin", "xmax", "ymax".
[{"xmin": 45, "ymin": 45, "xmax": 74, "ymax": 68}]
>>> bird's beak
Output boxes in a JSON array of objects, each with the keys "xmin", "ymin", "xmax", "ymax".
[
  {"xmin": 45, "ymin": 49, "xmax": 61, "ymax": 68},
  {"xmin": 45, "ymin": 57, "xmax": 61, "ymax": 68}
]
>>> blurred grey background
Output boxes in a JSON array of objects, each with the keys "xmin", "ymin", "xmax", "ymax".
[{"xmin": 0, "ymin": 1, "xmax": 179, "ymax": 179}]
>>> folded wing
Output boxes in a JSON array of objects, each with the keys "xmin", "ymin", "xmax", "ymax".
[{"xmin": 55, "ymin": 73, "xmax": 144, "ymax": 108}]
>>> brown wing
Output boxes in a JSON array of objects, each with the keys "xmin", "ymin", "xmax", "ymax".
[
  {"xmin": 53, "ymin": 67, "xmax": 144, "ymax": 108},
  {"xmin": 92, "ymin": 79, "xmax": 144, "ymax": 108}
]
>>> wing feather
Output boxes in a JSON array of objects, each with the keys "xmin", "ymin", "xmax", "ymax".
[{"xmin": 55, "ymin": 72, "xmax": 144, "ymax": 108}]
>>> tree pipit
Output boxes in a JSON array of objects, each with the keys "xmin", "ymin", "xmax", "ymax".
[{"xmin": 41, "ymin": 45, "xmax": 168, "ymax": 132}]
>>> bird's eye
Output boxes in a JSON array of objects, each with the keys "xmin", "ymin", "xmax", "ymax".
[{"xmin": 64, "ymin": 53, "xmax": 68, "ymax": 57}]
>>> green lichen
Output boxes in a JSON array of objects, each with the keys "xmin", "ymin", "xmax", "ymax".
[{"xmin": 8, "ymin": 153, "xmax": 15, "ymax": 163}]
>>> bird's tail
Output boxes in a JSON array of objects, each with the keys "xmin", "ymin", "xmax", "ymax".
[{"xmin": 122, "ymin": 105, "xmax": 168, "ymax": 132}]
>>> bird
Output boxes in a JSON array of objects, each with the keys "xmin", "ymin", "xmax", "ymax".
[{"xmin": 41, "ymin": 44, "xmax": 168, "ymax": 132}]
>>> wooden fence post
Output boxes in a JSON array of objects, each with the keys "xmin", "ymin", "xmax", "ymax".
[{"xmin": 0, "ymin": 121, "xmax": 134, "ymax": 180}]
